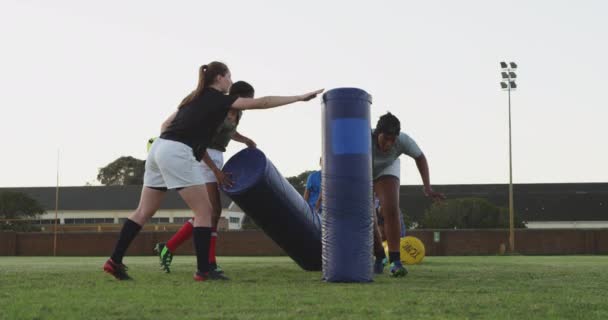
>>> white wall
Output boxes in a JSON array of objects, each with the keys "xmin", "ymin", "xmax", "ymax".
[
  {"xmin": 38, "ymin": 209, "xmax": 236, "ymax": 224},
  {"xmin": 222, "ymin": 211, "xmax": 245, "ymax": 230},
  {"xmin": 526, "ymin": 221, "xmax": 608, "ymax": 229}
]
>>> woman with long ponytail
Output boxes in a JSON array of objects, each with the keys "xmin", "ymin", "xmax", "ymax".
[
  {"xmin": 178, "ymin": 64, "xmax": 214, "ymax": 108},
  {"xmin": 104, "ymin": 61, "xmax": 323, "ymax": 282},
  {"xmin": 155, "ymin": 80, "xmax": 257, "ymax": 277}
]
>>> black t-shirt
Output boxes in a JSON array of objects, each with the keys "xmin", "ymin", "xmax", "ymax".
[{"xmin": 160, "ymin": 88, "xmax": 238, "ymax": 161}]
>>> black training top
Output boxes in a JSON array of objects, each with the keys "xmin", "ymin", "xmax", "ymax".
[{"xmin": 160, "ymin": 88, "xmax": 238, "ymax": 161}]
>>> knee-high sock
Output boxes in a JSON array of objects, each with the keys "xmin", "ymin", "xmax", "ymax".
[
  {"xmin": 166, "ymin": 219, "xmax": 194, "ymax": 252},
  {"xmin": 193, "ymin": 227, "xmax": 212, "ymax": 273},
  {"xmin": 389, "ymin": 251, "xmax": 401, "ymax": 264},
  {"xmin": 110, "ymin": 219, "xmax": 142, "ymax": 264},
  {"xmin": 209, "ymin": 227, "xmax": 217, "ymax": 266}
]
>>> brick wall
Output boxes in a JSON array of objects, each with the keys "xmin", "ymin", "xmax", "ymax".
[{"xmin": 1, "ymin": 229, "xmax": 607, "ymax": 256}]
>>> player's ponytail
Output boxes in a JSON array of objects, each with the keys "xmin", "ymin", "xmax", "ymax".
[{"xmin": 178, "ymin": 62, "xmax": 228, "ymax": 108}]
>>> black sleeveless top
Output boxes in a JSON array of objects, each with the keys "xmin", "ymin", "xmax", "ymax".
[{"xmin": 160, "ymin": 88, "xmax": 238, "ymax": 161}]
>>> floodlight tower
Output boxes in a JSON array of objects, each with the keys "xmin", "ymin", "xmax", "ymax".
[{"xmin": 500, "ymin": 61, "xmax": 517, "ymax": 253}]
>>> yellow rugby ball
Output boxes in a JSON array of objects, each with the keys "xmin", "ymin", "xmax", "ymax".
[{"xmin": 383, "ymin": 236, "xmax": 426, "ymax": 265}]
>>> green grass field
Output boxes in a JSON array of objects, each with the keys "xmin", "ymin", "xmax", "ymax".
[{"xmin": 1, "ymin": 256, "xmax": 607, "ymax": 320}]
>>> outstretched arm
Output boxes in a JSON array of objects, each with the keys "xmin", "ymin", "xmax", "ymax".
[
  {"xmin": 414, "ymin": 153, "xmax": 446, "ymax": 201},
  {"xmin": 231, "ymin": 89, "xmax": 324, "ymax": 110}
]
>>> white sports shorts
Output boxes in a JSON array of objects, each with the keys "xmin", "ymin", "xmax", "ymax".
[
  {"xmin": 374, "ymin": 158, "xmax": 401, "ymax": 181},
  {"xmin": 200, "ymin": 148, "xmax": 224, "ymax": 184},
  {"xmin": 144, "ymin": 138, "xmax": 205, "ymax": 190}
]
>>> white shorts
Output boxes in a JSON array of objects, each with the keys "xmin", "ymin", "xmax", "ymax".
[
  {"xmin": 200, "ymin": 148, "xmax": 224, "ymax": 184},
  {"xmin": 374, "ymin": 158, "xmax": 400, "ymax": 180},
  {"xmin": 144, "ymin": 138, "xmax": 206, "ymax": 190}
]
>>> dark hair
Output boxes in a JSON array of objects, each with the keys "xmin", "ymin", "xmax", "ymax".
[
  {"xmin": 179, "ymin": 61, "xmax": 229, "ymax": 108},
  {"xmin": 228, "ymin": 81, "xmax": 254, "ymax": 124},
  {"xmin": 229, "ymin": 81, "xmax": 255, "ymax": 98},
  {"xmin": 375, "ymin": 112, "xmax": 401, "ymax": 135}
]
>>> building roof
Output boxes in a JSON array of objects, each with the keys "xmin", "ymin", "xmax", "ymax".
[
  {"xmin": 400, "ymin": 183, "xmax": 608, "ymax": 222},
  {"xmin": 0, "ymin": 185, "xmax": 232, "ymax": 211},
  {"xmin": 2, "ymin": 182, "xmax": 607, "ymax": 221}
]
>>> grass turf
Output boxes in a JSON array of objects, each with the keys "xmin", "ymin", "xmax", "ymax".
[{"xmin": 1, "ymin": 256, "xmax": 607, "ymax": 319}]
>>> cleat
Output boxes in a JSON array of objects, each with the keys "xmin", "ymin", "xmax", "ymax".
[
  {"xmin": 193, "ymin": 269, "xmax": 229, "ymax": 282},
  {"xmin": 389, "ymin": 261, "xmax": 408, "ymax": 278},
  {"xmin": 103, "ymin": 259, "xmax": 131, "ymax": 280},
  {"xmin": 208, "ymin": 269, "xmax": 229, "ymax": 280},
  {"xmin": 193, "ymin": 271, "xmax": 207, "ymax": 282},
  {"xmin": 154, "ymin": 242, "xmax": 173, "ymax": 273},
  {"xmin": 210, "ymin": 264, "xmax": 224, "ymax": 274},
  {"xmin": 374, "ymin": 257, "xmax": 388, "ymax": 274}
]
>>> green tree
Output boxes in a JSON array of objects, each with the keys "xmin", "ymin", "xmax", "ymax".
[
  {"xmin": 286, "ymin": 170, "xmax": 315, "ymax": 195},
  {"xmin": 0, "ymin": 191, "xmax": 45, "ymax": 231},
  {"xmin": 420, "ymin": 197, "xmax": 526, "ymax": 229},
  {"xmin": 97, "ymin": 156, "xmax": 145, "ymax": 186}
]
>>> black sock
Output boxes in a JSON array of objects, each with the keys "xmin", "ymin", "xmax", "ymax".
[
  {"xmin": 375, "ymin": 249, "xmax": 387, "ymax": 261},
  {"xmin": 110, "ymin": 219, "xmax": 142, "ymax": 264},
  {"xmin": 389, "ymin": 251, "xmax": 401, "ymax": 264},
  {"xmin": 193, "ymin": 227, "xmax": 212, "ymax": 273}
]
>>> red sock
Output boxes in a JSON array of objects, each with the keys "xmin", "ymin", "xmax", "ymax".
[
  {"xmin": 166, "ymin": 219, "xmax": 193, "ymax": 252},
  {"xmin": 209, "ymin": 227, "xmax": 217, "ymax": 265}
]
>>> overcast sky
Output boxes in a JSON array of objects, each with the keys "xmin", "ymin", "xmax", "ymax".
[{"xmin": 1, "ymin": 0, "xmax": 607, "ymax": 187}]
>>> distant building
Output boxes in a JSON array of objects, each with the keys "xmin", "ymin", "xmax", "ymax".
[
  {"xmin": 2, "ymin": 183, "xmax": 607, "ymax": 230},
  {"xmin": 0, "ymin": 186, "xmax": 245, "ymax": 231},
  {"xmin": 226, "ymin": 202, "xmax": 245, "ymax": 230},
  {"xmin": 400, "ymin": 183, "xmax": 608, "ymax": 229}
]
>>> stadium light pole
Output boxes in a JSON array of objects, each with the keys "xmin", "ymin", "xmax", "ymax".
[
  {"xmin": 500, "ymin": 61, "xmax": 517, "ymax": 253},
  {"xmin": 54, "ymin": 149, "xmax": 60, "ymax": 256}
]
